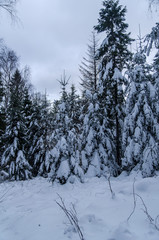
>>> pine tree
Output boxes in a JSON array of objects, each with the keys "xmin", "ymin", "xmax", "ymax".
[
  {"xmin": 122, "ymin": 47, "xmax": 159, "ymax": 176},
  {"xmin": 94, "ymin": 0, "xmax": 133, "ymax": 167},
  {"xmin": 1, "ymin": 70, "xmax": 32, "ymax": 180}
]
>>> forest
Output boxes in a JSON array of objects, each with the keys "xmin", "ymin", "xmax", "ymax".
[{"xmin": 0, "ymin": 0, "xmax": 159, "ymax": 184}]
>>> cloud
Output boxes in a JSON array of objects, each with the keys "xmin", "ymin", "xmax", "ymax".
[{"xmin": 0, "ymin": 0, "xmax": 158, "ymax": 100}]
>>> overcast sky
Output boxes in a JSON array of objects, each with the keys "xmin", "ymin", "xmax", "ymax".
[{"xmin": 0, "ymin": 0, "xmax": 158, "ymax": 100}]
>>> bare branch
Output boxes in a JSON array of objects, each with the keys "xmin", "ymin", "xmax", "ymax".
[
  {"xmin": 107, "ymin": 174, "xmax": 115, "ymax": 199},
  {"xmin": 56, "ymin": 194, "xmax": 85, "ymax": 240},
  {"xmin": 127, "ymin": 178, "xmax": 137, "ymax": 221},
  {"xmin": 0, "ymin": 0, "xmax": 19, "ymax": 22},
  {"xmin": 127, "ymin": 178, "xmax": 159, "ymax": 231}
]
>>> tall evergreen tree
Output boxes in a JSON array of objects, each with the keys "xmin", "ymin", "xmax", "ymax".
[
  {"xmin": 1, "ymin": 70, "xmax": 32, "ymax": 180},
  {"xmin": 94, "ymin": 0, "xmax": 133, "ymax": 167},
  {"xmin": 122, "ymin": 47, "xmax": 159, "ymax": 176}
]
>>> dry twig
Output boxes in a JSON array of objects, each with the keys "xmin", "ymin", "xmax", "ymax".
[
  {"xmin": 107, "ymin": 174, "xmax": 115, "ymax": 199},
  {"xmin": 55, "ymin": 194, "xmax": 85, "ymax": 240},
  {"xmin": 127, "ymin": 178, "xmax": 159, "ymax": 231}
]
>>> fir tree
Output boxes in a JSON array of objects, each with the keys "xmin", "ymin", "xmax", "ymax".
[{"xmin": 94, "ymin": 0, "xmax": 133, "ymax": 167}]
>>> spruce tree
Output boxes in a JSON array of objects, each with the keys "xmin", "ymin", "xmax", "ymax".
[
  {"xmin": 80, "ymin": 87, "xmax": 118, "ymax": 177},
  {"xmin": 122, "ymin": 47, "xmax": 159, "ymax": 176},
  {"xmin": 1, "ymin": 70, "xmax": 32, "ymax": 180},
  {"xmin": 30, "ymin": 92, "xmax": 52, "ymax": 177},
  {"xmin": 153, "ymin": 53, "xmax": 159, "ymax": 148},
  {"xmin": 49, "ymin": 74, "xmax": 83, "ymax": 184},
  {"xmin": 22, "ymin": 86, "xmax": 34, "ymax": 165},
  {"xmin": 94, "ymin": 0, "xmax": 133, "ymax": 167},
  {"xmin": 67, "ymin": 84, "xmax": 83, "ymax": 182},
  {"xmin": 27, "ymin": 92, "xmax": 42, "ymax": 175},
  {"xmin": 49, "ymin": 74, "xmax": 71, "ymax": 184},
  {"xmin": 145, "ymin": 23, "xmax": 159, "ymax": 173}
]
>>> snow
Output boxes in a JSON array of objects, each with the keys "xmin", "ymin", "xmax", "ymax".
[
  {"xmin": 57, "ymin": 159, "xmax": 70, "ymax": 179},
  {"xmin": 0, "ymin": 173, "xmax": 159, "ymax": 240},
  {"xmin": 112, "ymin": 68, "xmax": 123, "ymax": 80}
]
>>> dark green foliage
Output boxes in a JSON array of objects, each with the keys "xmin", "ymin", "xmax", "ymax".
[
  {"xmin": 94, "ymin": 0, "xmax": 133, "ymax": 167},
  {"xmin": 29, "ymin": 92, "xmax": 52, "ymax": 177},
  {"xmin": 1, "ymin": 70, "xmax": 32, "ymax": 180},
  {"xmin": 94, "ymin": 0, "xmax": 133, "ymax": 70}
]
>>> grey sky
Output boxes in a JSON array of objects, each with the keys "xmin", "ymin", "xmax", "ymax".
[{"xmin": 0, "ymin": 0, "xmax": 158, "ymax": 100}]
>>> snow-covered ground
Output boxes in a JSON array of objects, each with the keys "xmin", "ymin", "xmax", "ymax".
[{"xmin": 0, "ymin": 172, "xmax": 159, "ymax": 240}]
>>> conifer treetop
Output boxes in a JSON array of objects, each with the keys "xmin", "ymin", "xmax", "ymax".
[{"xmin": 94, "ymin": 0, "xmax": 133, "ymax": 69}]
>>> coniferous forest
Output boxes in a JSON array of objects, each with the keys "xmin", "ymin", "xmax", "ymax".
[{"xmin": 0, "ymin": 0, "xmax": 159, "ymax": 184}]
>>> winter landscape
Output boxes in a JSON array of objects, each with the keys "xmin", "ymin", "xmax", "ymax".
[
  {"xmin": 0, "ymin": 0, "xmax": 159, "ymax": 239},
  {"xmin": 0, "ymin": 173, "xmax": 159, "ymax": 240}
]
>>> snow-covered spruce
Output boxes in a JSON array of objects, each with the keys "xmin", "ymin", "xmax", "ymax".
[
  {"xmin": 94, "ymin": 0, "xmax": 133, "ymax": 168},
  {"xmin": 49, "ymin": 74, "xmax": 83, "ymax": 184},
  {"xmin": 122, "ymin": 47, "xmax": 159, "ymax": 176},
  {"xmin": 1, "ymin": 70, "xmax": 32, "ymax": 180}
]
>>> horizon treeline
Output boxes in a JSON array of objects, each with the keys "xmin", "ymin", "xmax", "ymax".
[{"xmin": 0, "ymin": 0, "xmax": 159, "ymax": 184}]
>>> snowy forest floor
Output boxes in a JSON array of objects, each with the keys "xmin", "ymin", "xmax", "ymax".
[{"xmin": 0, "ymin": 172, "xmax": 159, "ymax": 240}]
